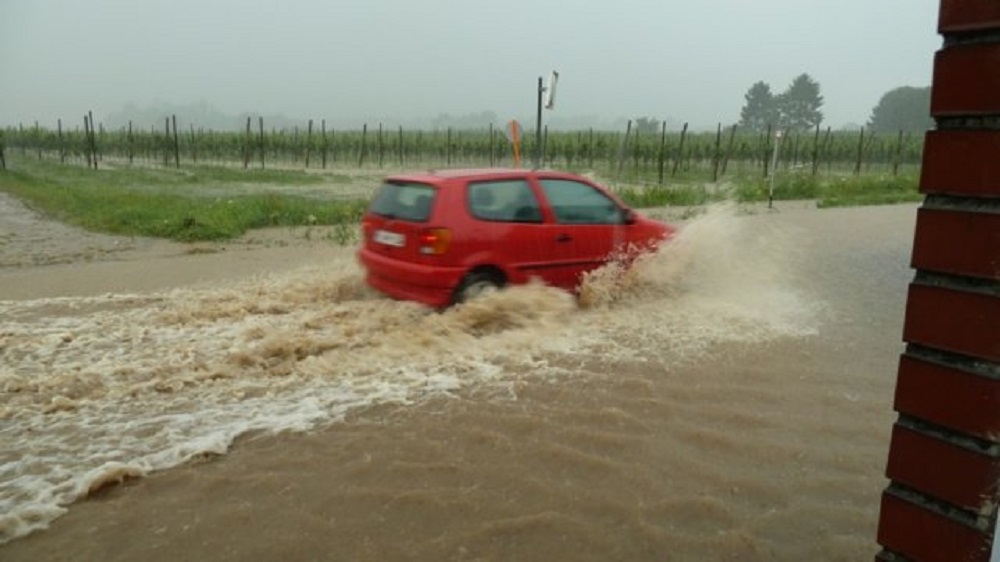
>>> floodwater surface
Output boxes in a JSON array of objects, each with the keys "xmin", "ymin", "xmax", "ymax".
[{"xmin": 0, "ymin": 203, "xmax": 915, "ymax": 561}]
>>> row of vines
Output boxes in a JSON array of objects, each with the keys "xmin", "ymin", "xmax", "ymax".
[{"xmin": 2, "ymin": 116, "xmax": 924, "ymax": 183}]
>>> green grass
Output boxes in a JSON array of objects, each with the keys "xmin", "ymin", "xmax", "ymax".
[
  {"xmin": 815, "ymin": 173, "xmax": 923, "ymax": 207},
  {"xmin": 0, "ymin": 157, "xmax": 922, "ymax": 243},
  {"xmin": 0, "ymin": 158, "xmax": 366, "ymax": 242},
  {"xmin": 730, "ymin": 171, "xmax": 921, "ymax": 207},
  {"xmin": 615, "ymin": 171, "xmax": 921, "ymax": 210},
  {"xmin": 615, "ymin": 184, "xmax": 724, "ymax": 207}
]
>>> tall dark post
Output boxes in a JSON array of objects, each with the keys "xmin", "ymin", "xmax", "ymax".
[
  {"xmin": 164, "ymin": 117, "xmax": 171, "ymax": 167},
  {"xmin": 535, "ymin": 76, "xmax": 543, "ymax": 168},
  {"xmin": 305, "ymin": 119, "xmax": 313, "ymax": 168},
  {"xmin": 588, "ymin": 127, "xmax": 594, "ymax": 168},
  {"xmin": 657, "ymin": 121, "xmax": 667, "ymax": 185},
  {"xmin": 358, "ymin": 123, "xmax": 367, "ymax": 167},
  {"xmin": 87, "ymin": 111, "xmax": 98, "ymax": 169},
  {"xmin": 853, "ymin": 127, "xmax": 865, "ymax": 175},
  {"xmin": 172, "ymin": 115, "xmax": 180, "ymax": 168},
  {"xmin": 83, "ymin": 116, "xmax": 92, "ymax": 168},
  {"xmin": 244, "ymin": 117, "xmax": 252, "ymax": 169},
  {"xmin": 720, "ymin": 124, "xmax": 737, "ymax": 177},
  {"xmin": 810, "ymin": 123, "xmax": 821, "ymax": 176},
  {"xmin": 489, "ymin": 123, "xmax": 495, "ymax": 167},
  {"xmin": 712, "ymin": 123, "xmax": 723, "ymax": 182},
  {"xmin": 672, "ymin": 122, "xmax": 688, "ymax": 178},
  {"xmin": 58, "ymin": 119, "xmax": 65, "ymax": 163},
  {"xmin": 258, "ymin": 117, "xmax": 265, "ymax": 169},
  {"xmin": 378, "ymin": 122, "xmax": 384, "ymax": 168},
  {"xmin": 321, "ymin": 120, "xmax": 328, "ymax": 169},
  {"xmin": 446, "ymin": 127, "xmax": 452, "ymax": 166}
]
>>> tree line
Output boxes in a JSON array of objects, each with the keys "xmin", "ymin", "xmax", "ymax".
[{"xmin": 738, "ymin": 74, "xmax": 932, "ymax": 134}]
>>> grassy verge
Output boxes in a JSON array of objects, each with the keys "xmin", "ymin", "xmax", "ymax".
[
  {"xmin": 0, "ymin": 157, "xmax": 922, "ymax": 243},
  {"xmin": 730, "ymin": 171, "xmax": 922, "ymax": 207},
  {"xmin": 0, "ymin": 158, "xmax": 367, "ymax": 242},
  {"xmin": 615, "ymin": 171, "xmax": 922, "ymax": 209}
]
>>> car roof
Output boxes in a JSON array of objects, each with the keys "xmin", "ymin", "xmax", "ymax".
[{"xmin": 385, "ymin": 168, "xmax": 583, "ymax": 185}]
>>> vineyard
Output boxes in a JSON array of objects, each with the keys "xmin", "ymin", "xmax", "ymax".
[{"xmin": 2, "ymin": 117, "xmax": 924, "ymax": 185}]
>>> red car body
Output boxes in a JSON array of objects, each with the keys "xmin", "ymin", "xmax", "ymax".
[{"xmin": 357, "ymin": 168, "xmax": 674, "ymax": 308}]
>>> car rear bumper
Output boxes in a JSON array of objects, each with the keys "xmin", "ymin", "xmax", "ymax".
[{"xmin": 357, "ymin": 248, "xmax": 465, "ymax": 308}]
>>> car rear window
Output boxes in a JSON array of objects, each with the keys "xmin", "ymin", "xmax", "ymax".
[{"xmin": 369, "ymin": 182, "xmax": 436, "ymax": 222}]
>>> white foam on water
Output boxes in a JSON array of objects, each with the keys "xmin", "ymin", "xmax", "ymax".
[{"xmin": 0, "ymin": 204, "xmax": 821, "ymax": 544}]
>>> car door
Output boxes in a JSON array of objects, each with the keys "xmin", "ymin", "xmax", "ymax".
[
  {"xmin": 462, "ymin": 179, "xmax": 556, "ymax": 284},
  {"xmin": 532, "ymin": 177, "xmax": 628, "ymax": 289}
]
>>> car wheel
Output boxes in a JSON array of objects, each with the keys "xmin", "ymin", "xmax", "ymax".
[{"xmin": 454, "ymin": 271, "xmax": 504, "ymax": 304}]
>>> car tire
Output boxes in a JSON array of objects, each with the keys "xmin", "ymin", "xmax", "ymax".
[{"xmin": 454, "ymin": 271, "xmax": 504, "ymax": 304}]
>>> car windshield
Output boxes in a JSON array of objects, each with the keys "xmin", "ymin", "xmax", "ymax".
[{"xmin": 369, "ymin": 182, "xmax": 436, "ymax": 222}]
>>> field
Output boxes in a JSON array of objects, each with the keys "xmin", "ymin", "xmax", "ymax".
[
  {"xmin": 0, "ymin": 121, "xmax": 923, "ymax": 243},
  {"xmin": 4, "ymin": 121, "xmax": 924, "ymax": 180}
]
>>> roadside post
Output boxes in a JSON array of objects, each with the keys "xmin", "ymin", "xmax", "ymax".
[
  {"xmin": 535, "ymin": 70, "xmax": 559, "ymax": 168},
  {"xmin": 768, "ymin": 129, "xmax": 783, "ymax": 209}
]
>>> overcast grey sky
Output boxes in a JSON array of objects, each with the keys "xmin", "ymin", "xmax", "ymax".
[{"xmin": 1, "ymin": 0, "xmax": 940, "ymax": 130}]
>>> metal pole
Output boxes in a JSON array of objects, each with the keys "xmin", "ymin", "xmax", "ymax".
[
  {"xmin": 768, "ymin": 130, "xmax": 783, "ymax": 209},
  {"xmin": 535, "ymin": 76, "xmax": 543, "ymax": 168}
]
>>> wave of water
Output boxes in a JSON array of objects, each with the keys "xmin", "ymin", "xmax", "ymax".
[{"xmin": 0, "ymin": 204, "xmax": 821, "ymax": 544}]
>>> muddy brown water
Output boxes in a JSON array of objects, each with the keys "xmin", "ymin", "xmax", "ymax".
[{"xmin": 0, "ymin": 202, "xmax": 915, "ymax": 561}]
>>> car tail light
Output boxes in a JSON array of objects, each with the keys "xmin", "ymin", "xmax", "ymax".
[{"xmin": 419, "ymin": 228, "xmax": 452, "ymax": 255}]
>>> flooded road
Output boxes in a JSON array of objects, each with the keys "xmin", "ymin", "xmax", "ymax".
[{"xmin": 0, "ymin": 202, "xmax": 916, "ymax": 561}]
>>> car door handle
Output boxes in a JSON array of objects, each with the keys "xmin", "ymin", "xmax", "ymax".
[{"xmin": 555, "ymin": 233, "xmax": 572, "ymax": 243}]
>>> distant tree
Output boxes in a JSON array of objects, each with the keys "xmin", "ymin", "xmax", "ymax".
[
  {"xmin": 867, "ymin": 86, "xmax": 933, "ymax": 133},
  {"xmin": 777, "ymin": 73, "xmax": 824, "ymax": 131},
  {"xmin": 739, "ymin": 81, "xmax": 778, "ymax": 133},
  {"xmin": 633, "ymin": 116, "xmax": 660, "ymax": 135}
]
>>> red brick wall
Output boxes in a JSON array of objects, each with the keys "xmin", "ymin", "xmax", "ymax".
[{"xmin": 876, "ymin": 1, "xmax": 1000, "ymax": 560}]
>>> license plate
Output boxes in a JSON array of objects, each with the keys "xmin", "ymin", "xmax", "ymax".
[{"xmin": 373, "ymin": 229, "xmax": 405, "ymax": 247}]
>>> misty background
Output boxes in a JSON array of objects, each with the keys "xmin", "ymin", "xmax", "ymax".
[{"xmin": 1, "ymin": 0, "xmax": 940, "ymax": 132}]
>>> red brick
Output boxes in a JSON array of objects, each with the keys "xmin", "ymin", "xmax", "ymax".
[
  {"xmin": 920, "ymin": 130, "xmax": 1000, "ymax": 197},
  {"xmin": 939, "ymin": 0, "xmax": 1000, "ymax": 33},
  {"xmin": 904, "ymin": 284, "xmax": 1000, "ymax": 363},
  {"xmin": 877, "ymin": 492, "xmax": 991, "ymax": 561},
  {"xmin": 931, "ymin": 44, "xmax": 1000, "ymax": 115},
  {"xmin": 895, "ymin": 354, "xmax": 1000, "ymax": 439},
  {"xmin": 886, "ymin": 424, "xmax": 1000, "ymax": 511},
  {"xmin": 911, "ymin": 208, "xmax": 1000, "ymax": 280}
]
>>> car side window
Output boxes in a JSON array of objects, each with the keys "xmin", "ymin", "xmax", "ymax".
[
  {"xmin": 538, "ymin": 179, "xmax": 624, "ymax": 225},
  {"xmin": 467, "ymin": 180, "xmax": 542, "ymax": 223}
]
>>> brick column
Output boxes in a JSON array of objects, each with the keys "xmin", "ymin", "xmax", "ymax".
[{"xmin": 876, "ymin": 2, "xmax": 1000, "ymax": 561}]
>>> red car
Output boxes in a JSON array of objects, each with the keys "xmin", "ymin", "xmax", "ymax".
[{"xmin": 357, "ymin": 168, "xmax": 675, "ymax": 308}]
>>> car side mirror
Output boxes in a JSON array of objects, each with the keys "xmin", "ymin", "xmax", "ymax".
[{"xmin": 623, "ymin": 209, "xmax": 637, "ymax": 225}]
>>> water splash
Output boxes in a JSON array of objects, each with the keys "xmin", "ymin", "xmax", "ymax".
[{"xmin": 0, "ymin": 204, "xmax": 821, "ymax": 544}]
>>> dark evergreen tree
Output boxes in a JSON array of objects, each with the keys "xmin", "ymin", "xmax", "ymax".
[
  {"xmin": 739, "ymin": 81, "xmax": 778, "ymax": 133},
  {"xmin": 867, "ymin": 86, "xmax": 933, "ymax": 133},
  {"xmin": 778, "ymin": 73, "xmax": 824, "ymax": 131},
  {"xmin": 633, "ymin": 117, "xmax": 660, "ymax": 135}
]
